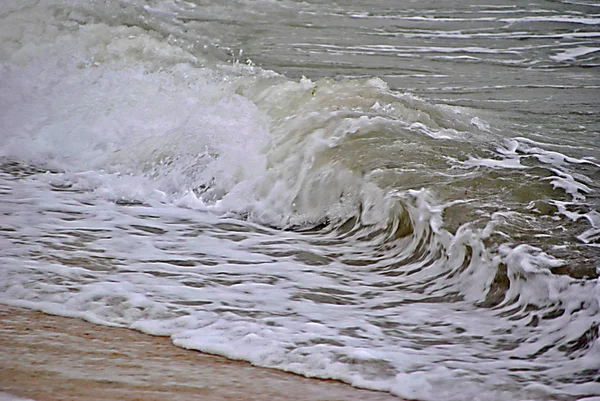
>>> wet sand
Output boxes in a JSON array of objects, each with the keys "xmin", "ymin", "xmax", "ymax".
[{"xmin": 0, "ymin": 305, "xmax": 402, "ymax": 401}]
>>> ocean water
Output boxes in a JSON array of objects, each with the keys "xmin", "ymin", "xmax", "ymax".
[{"xmin": 1, "ymin": 0, "xmax": 599, "ymax": 400}]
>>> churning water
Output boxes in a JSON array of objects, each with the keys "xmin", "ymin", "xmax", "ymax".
[{"xmin": 1, "ymin": 1, "xmax": 599, "ymax": 400}]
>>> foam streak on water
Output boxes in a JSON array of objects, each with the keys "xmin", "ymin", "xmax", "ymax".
[{"xmin": 1, "ymin": 1, "xmax": 599, "ymax": 401}]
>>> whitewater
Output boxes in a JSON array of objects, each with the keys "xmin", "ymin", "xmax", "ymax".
[{"xmin": 1, "ymin": 1, "xmax": 599, "ymax": 400}]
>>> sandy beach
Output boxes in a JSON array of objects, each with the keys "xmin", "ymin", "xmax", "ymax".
[{"xmin": 0, "ymin": 305, "xmax": 401, "ymax": 401}]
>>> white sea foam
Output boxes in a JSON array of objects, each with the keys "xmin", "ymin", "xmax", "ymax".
[
  {"xmin": 1, "ymin": 2, "xmax": 599, "ymax": 401},
  {"xmin": 550, "ymin": 46, "xmax": 600, "ymax": 62},
  {"xmin": 500, "ymin": 16, "xmax": 600, "ymax": 25}
]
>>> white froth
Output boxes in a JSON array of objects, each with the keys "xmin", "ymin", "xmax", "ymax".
[
  {"xmin": 550, "ymin": 46, "xmax": 600, "ymax": 62},
  {"xmin": 1, "ymin": 2, "xmax": 599, "ymax": 401}
]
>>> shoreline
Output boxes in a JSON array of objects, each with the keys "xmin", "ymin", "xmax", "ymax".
[{"xmin": 0, "ymin": 305, "xmax": 401, "ymax": 401}]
